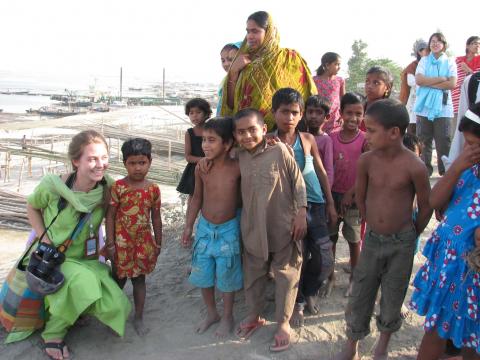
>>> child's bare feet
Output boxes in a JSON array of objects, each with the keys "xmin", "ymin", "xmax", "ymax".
[
  {"xmin": 400, "ymin": 303, "xmax": 410, "ymax": 319},
  {"xmin": 305, "ymin": 296, "xmax": 319, "ymax": 314},
  {"xmin": 319, "ymin": 276, "xmax": 335, "ymax": 298},
  {"xmin": 270, "ymin": 321, "xmax": 292, "ymax": 352},
  {"xmin": 344, "ymin": 281, "xmax": 353, "ymax": 297},
  {"xmin": 214, "ymin": 316, "xmax": 233, "ymax": 339},
  {"xmin": 334, "ymin": 340, "xmax": 360, "ymax": 360},
  {"xmin": 290, "ymin": 303, "xmax": 304, "ymax": 328},
  {"xmin": 195, "ymin": 312, "xmax": 220, "ymax": 334},
  {"xmin": 133, "ymin": 317, "xmax": 149, "ymax": 336}
]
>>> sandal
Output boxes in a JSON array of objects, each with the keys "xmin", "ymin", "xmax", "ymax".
[
  {"xmin": 235, "ymin": 317, "xmax": 266, "ymax": 340},
  {"xmin": 44, "ymin": 341, "xmax": 69, "ymax": 360},
  {"xmin": 269, "ymin": 332, "xmax": 291, "ymax": 352}
]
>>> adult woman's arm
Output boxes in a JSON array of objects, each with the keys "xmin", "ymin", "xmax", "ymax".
[
  {"xmin": 430, "ymin": 142, "xmax": 480, "ymax": 210},
  {"xmin": 26, "ymin": 203, "xmax": 51, "ymax": 244},
  {"xmin": 430, "ymin": 76, "xmax": 456, "ymax": 90},
  {"xmin": 415, "ymin": 73, "xmax": 447, "ymax": 87}
]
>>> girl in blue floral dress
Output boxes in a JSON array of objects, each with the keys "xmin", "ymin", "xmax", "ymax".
[{"xmin": 409, "ymin": 103, "xmax": 480, "ymax": 359}]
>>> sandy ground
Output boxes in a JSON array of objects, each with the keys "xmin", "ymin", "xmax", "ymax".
[
  {"xmin": 0, "ymin": 206, "xmax": 439, "ymax": 360},
  {"xmin": 0, "ymin": 110, "xmax": 445, "ymax": 359}
]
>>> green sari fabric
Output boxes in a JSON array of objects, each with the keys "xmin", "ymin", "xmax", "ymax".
[
  {"xmin": 6, "ymin": 174, "xmax": 131, "ymax": 343},
  {"xmin": 220, "ymin": 13, "xmax": 317, "ymax": 130}
]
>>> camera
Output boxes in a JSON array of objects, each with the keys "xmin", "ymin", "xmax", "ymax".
[{"xmin": 26, "ymin": 243, "xmax": 65, "ymax": 295}]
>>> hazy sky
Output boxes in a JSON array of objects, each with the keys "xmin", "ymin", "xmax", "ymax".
[{"xmin": 1, "ymin": 0, "xmax": 478, "ymax": 87}]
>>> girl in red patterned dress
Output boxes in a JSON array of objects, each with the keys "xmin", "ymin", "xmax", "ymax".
[
  {"xmin": 106, "ymin": 138, "xmax": 162, "ymax": 336},
  {"xmin": 313, "ymin": 52, "xmax": 345, "ymax": 134}
]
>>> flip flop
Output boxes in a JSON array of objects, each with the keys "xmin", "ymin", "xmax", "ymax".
[
  {"xmin": 269, "ymin": 332, "xmax": 291, "ymax": 352},
  {"xmin": 44, "ymin": 341, "xmax": 69, "ymax": 360},
  {"xmin": 236, "ymin": 318, "xmax": 266, "ymax": 340}
]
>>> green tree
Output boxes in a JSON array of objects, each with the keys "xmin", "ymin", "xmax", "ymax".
[
  {"xmin": 346, "ymin": 40, "xmax": 369, "ymax": 92},
  {"xmin": 346, "ymin": 40, "xmax": 403, "ymax": 95}
]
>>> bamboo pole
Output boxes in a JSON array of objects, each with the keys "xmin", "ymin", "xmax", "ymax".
[{"xmin": 17, "ymin": 158, "xmax": 25, "ymax": 192}]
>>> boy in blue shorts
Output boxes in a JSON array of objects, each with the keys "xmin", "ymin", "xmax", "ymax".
[{"xmin": 181, "ymin": 117, "xmax": 242, "ymax": 338}]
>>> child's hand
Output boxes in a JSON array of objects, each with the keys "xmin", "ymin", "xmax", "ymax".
[
  {"xmin": 327, "ymin": 203, "xmax": 338, "ymax": 225},
  {"xmin": 452, "ymin": 143, "xmax": 480, "ymax": 173},
  {"xmin": 181, "ymin": 228, "xmax": 193, "ymax": 248},
  {"xmin": 104, "ymin": 244, "xmax": 116, "ymax": 262},
  {"xmin": 291, "ymin": 207, "xmax": 307, "ymax": 241},
  {"xmin": 340, "ymin": 190, "xmax": 355, "ymax": 216},
  {"xmin": 197, "ymin": 158, "xmax": 213, "ymax": 174}
]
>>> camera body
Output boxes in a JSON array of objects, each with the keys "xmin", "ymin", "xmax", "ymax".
[{"xmin": 26, "ymin": 242, "xmax": 65, "ymax": 295}]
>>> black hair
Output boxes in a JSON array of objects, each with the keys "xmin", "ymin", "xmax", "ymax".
[
  {"xmin": 403, "ymin": 133, "xmax": 422, "ymax": 153},
  {"xmin": 271, "ymin": 88, "xmax": 304, "ymax": 112},
  {"xmin": 466, "ymin": 36, "xmax": 480, "ymax": 55},
  {"xmin": 185, "ymin": 98, "xmax": 212, "ymax": 119},
  {"xmin": 305, "ymin": 95, "xmax": 331, "ymax": 114},
  {"xmin": 221, "ymin": 43, "xmax": 240, "ymax": 54},
  {"xmin": 316, "ymin": 52, "xmax": 341, "ymax": 76},
  {"xmin": 340, "ymin": 92, "xmax": 365, "ymax": 112},
  {"xmin": 247, "ymin": 11, "xmax": 269, "ymax": 29},
  {"xmin": 121, "ymin": 138, "xmax": 152, "ymax": 162},
  {"xmin": 233, "ymin": 108, "xmax": 265, "ymax": 127},
  {"xmin": 365, "ymin": 98, "xmax": 409, "ymax": 135},
  {"xmin": 366, "ymin": 66, "xmax": 394, "ymax": 98},
  {"xmin": 203, "ymin": 117, "xmax": 234, "ymax": 144},
  {"xmin": 429, "ymin": 32, "xmax": 448, "ymax": 51},
  {"xmin": 459, "ymin": 102, "xmax": 480, "ymax": 138}
]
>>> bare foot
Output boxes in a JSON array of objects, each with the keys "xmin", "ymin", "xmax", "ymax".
[
  {"xmin": 270, "ymin": 322, "xmax": 291, "ymax": 352},
  {"xmin": 305, "ymin": 296, "xmax": 319, "ymax": 315},
  {"xmin": 214, "ymin": 316, "xmax": 233, "ymax": 339},
  {"xmin": 319, "ymin": 277, "xmax": 335, "ymax": 298},
  {"xmin": 400, "ymin": 303, "xmax": 410, "ymax": 319},
  {"xmin": 290, "ymin": 303, "xmax": 304, "ymax": 328},
  {"xmin": 133, "ymin": 317, "xmax": 149, "ymax": 336},
  {"xmin": 195, "ymin": 312, "xmax": 220, "ymax": 334},
  {"xmin": 333, "ymin": 348, "xmax": 361, "ymax": 360},
  {"xmin": 344, "ymin": 281, "xmax": 353, "ymax": 298},
  {"xmin": 44, "ymin": 340, "xmax": 69, "ymax": 360}
]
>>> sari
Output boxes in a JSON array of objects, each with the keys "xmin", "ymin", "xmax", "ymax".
[{"xmin": 220, "ymin": 13, "xmax": 317, "ymax": 130}]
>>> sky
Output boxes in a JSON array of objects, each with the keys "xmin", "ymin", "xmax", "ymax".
[{"xmin": 0, "ymin": 0, "xmax": 478, "ymax": 89}]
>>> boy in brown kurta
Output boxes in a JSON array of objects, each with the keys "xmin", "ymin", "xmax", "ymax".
[{"xmin": 233, "ymin": 108, "xmax": 307, "ymax": 352}]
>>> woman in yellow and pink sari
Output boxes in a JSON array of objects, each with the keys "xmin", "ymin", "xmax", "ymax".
[{"xmin": 221, "ymin": 11, "xmax": 316, "ymax": 131}]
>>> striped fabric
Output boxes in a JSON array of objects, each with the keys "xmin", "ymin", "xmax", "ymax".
[
  {"xmin": 0, "ymin": 257, "xmax": 45, "ymax": 333},
  {"xmin": 452, "ymin": 56, "xmax": 480, "ymax": 113}
]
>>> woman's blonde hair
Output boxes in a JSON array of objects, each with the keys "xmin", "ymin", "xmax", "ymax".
[{"xmin": 68, "ymin": 130, "xmax": 108, "ymax": 170}]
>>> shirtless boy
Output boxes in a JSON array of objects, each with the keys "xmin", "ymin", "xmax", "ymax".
[
  {"xmin": 335, "ymin": 99, "xmax": 432, "ymax": 360},
  {"xmin": 233, "ymin": 108, "xmax": 307, "ymax": 352},
  {"xmin": 181, "ymin": 117, "xmax": 242, "ymax": 338}
]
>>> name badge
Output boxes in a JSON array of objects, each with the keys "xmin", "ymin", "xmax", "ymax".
[{"xmin": 85, "ymin": 237, "xmax": 98, "ymax": 258}]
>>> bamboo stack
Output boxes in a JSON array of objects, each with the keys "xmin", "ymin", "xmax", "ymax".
[{"xmin": 0, "ymin": 190, "xmax": 29, "ymax": 230}]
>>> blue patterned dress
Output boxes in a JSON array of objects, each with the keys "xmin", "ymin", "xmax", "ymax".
[{"xmin": 409, "ymin": 165, "xmax": 480, "ymax": 352}]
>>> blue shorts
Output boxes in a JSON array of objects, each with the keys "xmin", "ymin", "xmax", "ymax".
[{"xmin": 188, "ymin": 214, "xmax": 243, "ymax": 292}]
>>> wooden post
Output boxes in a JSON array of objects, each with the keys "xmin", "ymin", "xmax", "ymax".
[
  {"xmin": 17, "ymin": 158, "xmax": 25, "ymax": 192},
  {"xmin": 117, "ymin": 138, "xmax": 121, "ymax": 161},
  {"xmin": 4, "ymin": 152, "xmax": 11, "ymax": 183},
  {"xmin": 168, "ymin": 140, "xmax": 172, "ymax": 170},
  {"xmin": 28, "ymin": 156, "xmax": 32, "ymax": 177}
]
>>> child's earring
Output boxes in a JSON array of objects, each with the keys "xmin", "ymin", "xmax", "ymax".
[{"xmin": 384, "ymin": 89, "xmax": 390, "ymax": 97}]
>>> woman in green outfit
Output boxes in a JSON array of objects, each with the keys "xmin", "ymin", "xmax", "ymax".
[{"xmin": 25, "ymin": 130, "xmax": 131, "ymax": 359}]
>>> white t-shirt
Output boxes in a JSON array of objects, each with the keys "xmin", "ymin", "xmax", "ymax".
[{"xmin": 415, "ymin": 55, "xmax": 457, "ymax": 118}]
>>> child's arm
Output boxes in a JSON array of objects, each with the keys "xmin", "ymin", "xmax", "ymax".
[
  {"xmin": 415, "ymin": 74, "xmax": 448, "ymax": 87},
  {"xmin": 355, "ymin": 154, "xmax": 368, "ymax": 221},
  {"xmin": 430, "ymin": 143, "xmax": 480, "ymax": 210},
  {"xmin": 151, "ymin": 186, "xmax": 162, "ymax": 256},
  {"xmin": 411, "ymin": 162, "xmax": 433, "ymax": 235},
  {"xmin": 282, "ymin": 145, "xmax": 307, "ymax": 241},
  {"xmin": 430, "ymin": 77, "xmax": 456, "ymax": 90},
  {"xmin": 181, "ymin": 167, "xmax": 203, "ymax": 247},
  {"xmin": 324, "ymin": 137, "xmax": 335, "ymax": 189},
  {"xmin": 105, "ymin": 204, "xmax": 117, "ymax": 261},
  {"xmin": 308, "ymin": 134, "xmax": 337, "ymax": 224},
  {"xmin": 184, "ymin": 131, "xmax": 203, "ymax": 164}
]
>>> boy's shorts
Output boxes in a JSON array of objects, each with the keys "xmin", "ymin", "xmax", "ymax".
[
  {"xmin": 189, "ymin": 214, "xmax": 243, "ymax": 293},
  {"xmin": 329, "ymin": 192, "xmax": 361, "ymax": 244}
]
